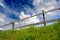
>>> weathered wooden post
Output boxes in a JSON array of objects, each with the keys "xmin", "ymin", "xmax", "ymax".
[
  {"xmin": 42, "ymin": 10, "xmax": 46, "ymax": 26},
  {"xmin": 12, "ymin": 22, "xmax": 14, "ymax": 30}
]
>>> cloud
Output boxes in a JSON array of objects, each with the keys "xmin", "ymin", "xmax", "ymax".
[
  {"xmin": 0, "ymin": 18, "xmax": 4, "ymax": 22},
  {"xmin": 20, "ymin": 12, "xmax": 30, "ymax": 19},
  {"xmin": 18, "ymin": 11, "xmax": 40, "ymax": 27},
  {"xmin": 0, "ymin": 28, "xmax": 4, "ymax": 30},
  {"xmin": 33, "ymin": 0, "xmax": 57, "ymax": 14},
  {"xmin": 0, "ymin": 0, "xmax": 5, "ymax": 7},
  {"xmin": 0, "ymin": 5, "xmax": 20, "ymax": 20},
  {"xmin": 0, "ymin": 15, "xmax": 5, "ymax": 22},
  {"xmin": 33, "ymin": 0, "xmax": 41, "ymax": 5}
]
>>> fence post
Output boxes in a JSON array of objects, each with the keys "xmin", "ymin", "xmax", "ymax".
[
  {"xmin": 42, "ymin": 10, "xmax": 46, "ymax": 26},
  {"xmin": 12, "ymin": 22, "xmax": 14, "ymax": 30}
]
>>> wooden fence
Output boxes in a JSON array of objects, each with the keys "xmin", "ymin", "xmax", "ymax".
[{"xmin": 0, "ymin": 7, "xmax": 60, "ymax": 30}]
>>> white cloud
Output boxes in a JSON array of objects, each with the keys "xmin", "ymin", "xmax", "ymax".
[
  {"xmin": 0, "ymin": 14, "xmax": 5, "ymax": 22},
  {"xmin": 41, "ymin": 6, "xmax": 55, "ymax": 11},
  {"xmin": 0, "ymin": 0, "xmax": 5, "ymax": 7},
  {"xmin": 0, "ymin": 28, "xmax": 4, "ymax": 30},
  {"xmin": 33, "ymin": 0, "xmax": 57, "ymax": 14},
  {"xmin": 0, "ymin": 18, "xmax": 5, "ymax": 22},
  {"xmin": 33, "ymin": 0, "xmax": 41, "ymax": 5},
  {"xmin": 19, "ymin": 11, "xmax": 40, "ymax": 26},
  {"xmin": 20, "ymin": 12, "xmax": 30, "ymax": 19},
  {"xmin": 0, "ymin": 2, "xmax": 4, "ymax": 7}
]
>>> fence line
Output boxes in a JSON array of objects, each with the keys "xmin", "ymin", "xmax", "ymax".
[
  {"xmin": 0, "ymin": 7, "xmax": 60, "ymax": 30},
  {"xmin": 14, "ymin": 18, "xmax": 60, "ymax": 29}
]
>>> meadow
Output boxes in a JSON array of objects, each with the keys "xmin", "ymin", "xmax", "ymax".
[{"xmin": 0, "ymin": 21, "xmax": 60, "ymax": 40}]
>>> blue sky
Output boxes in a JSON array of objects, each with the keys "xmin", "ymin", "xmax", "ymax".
[{"xmin": 0, "ymin": 0, "xmax": 60, "ymax": 30}]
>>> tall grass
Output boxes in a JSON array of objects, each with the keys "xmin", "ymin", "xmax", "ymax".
[{"xmin": 0, "ymin": 21, "xmax": 60, "ymax": 40}]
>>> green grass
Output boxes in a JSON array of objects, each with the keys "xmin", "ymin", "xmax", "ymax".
[{"xmin": 0, "ymin": 21, "xmax": 60, "ymax": 40}]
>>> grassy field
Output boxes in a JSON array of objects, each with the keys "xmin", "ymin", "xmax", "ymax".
[{"xmin": 0, "ymin": 21, "xmax": 60, "ymax": 40}]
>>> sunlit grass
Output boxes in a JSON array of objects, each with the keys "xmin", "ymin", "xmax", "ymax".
[{"xmin": 0, "ymin": 21, "xmax": 60, "ymax": 40}]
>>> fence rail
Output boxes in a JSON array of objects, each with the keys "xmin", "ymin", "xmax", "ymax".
[{"xmin": 0, "ymin": 7, "xmax": 60, "ymax": 30}]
